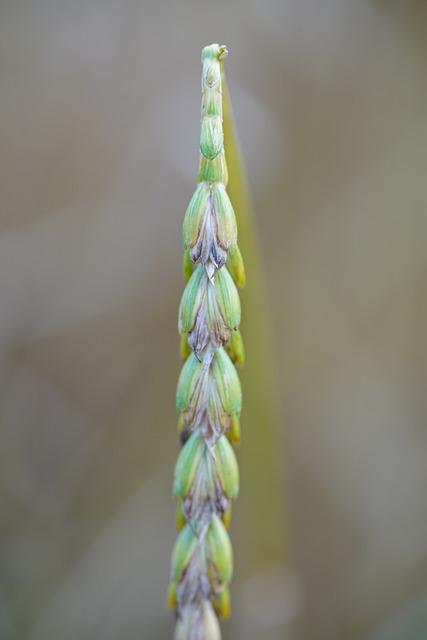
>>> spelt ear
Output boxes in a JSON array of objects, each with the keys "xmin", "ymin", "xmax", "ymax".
[{"xmin": 170, "ymin": 45, "xmax": 250, "ymax": 640}]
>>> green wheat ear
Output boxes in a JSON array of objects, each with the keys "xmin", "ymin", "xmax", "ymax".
[{"xmin": 168, "ymin": 43, "xmax": 244, "ymax": 640}]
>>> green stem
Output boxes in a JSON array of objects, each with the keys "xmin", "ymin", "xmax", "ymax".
[{"xmin": 222, "ymin": 73, "xmax": 286, "ymax": 573}]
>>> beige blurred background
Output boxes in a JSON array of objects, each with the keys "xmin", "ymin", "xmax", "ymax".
[{"xmin": 1, "ymin": 1, "xmax": 426, "ymax": 639}]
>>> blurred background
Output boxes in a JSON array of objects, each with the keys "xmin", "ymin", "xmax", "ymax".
[{"xmin": 0, "ymin": 1, "xmax": 426, "ymax": 639}]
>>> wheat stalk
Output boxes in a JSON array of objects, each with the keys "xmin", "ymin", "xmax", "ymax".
[{"xmin": 168, "ymin": 44, "xmax": 245, "ymax": 640}]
